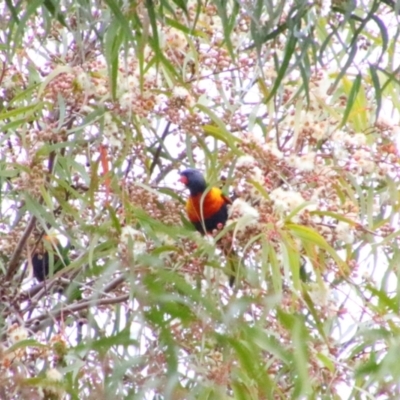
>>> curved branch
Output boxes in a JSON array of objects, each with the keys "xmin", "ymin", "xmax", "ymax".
[
  {"xmin": 27, "ymin": 294, "xmax": 129, "ymax": 332},
  {"xmin": 6, "ymin": 216, "xmax": 37, "ymax": 281}
]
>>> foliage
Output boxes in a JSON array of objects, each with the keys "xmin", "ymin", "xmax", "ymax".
[{"xmin": 1, "ymin": 0, "xmax": 400, "ymax": 398}]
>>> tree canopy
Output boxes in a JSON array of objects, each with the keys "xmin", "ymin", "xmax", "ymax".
[{"xmin": 1, "ymin": 0, "xmax": 400, "ymax": 398}]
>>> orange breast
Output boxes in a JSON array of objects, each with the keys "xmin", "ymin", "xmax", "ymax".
[{"xmin": 186, "ymin": 187, "xmax": 229, "ymax": 224}]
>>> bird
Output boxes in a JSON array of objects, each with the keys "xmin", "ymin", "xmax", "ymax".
[
  {"xmin": 31, "ymin": 234, "xmax": 69, "ymax": 282},
  {"xmin": 179, "ymin": 168, "xmax": 236, "ymax": 285},
  {"xmin": 179, "ymin": 168, "xmax": 231, "ymax": 234}
]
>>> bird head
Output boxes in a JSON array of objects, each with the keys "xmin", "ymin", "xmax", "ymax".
[{"xmin": 179, "ymin": 169, "xmax": 207, "ymax": 196}]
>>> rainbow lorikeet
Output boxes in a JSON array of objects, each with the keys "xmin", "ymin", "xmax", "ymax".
[
  {"xmin": 31, "ymin": 235, "xmax": 70, "ymax": 282},
  {"xmin": 179, "ymin": 169, "xmax": 231, "ymax": 234},
  {"xmin": 179, "ymin": 169, "xmax": 236, "ymax": 285}
]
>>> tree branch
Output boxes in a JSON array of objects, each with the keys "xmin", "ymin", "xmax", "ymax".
[
  {"xmin": 27, "ymin": 294, "xmax": 130, "ymax": 332},
  {"xmin": 6, "ymin": 216, "xmax": 37, "ymax": 281}
]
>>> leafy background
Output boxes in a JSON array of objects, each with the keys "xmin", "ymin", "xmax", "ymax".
[{"xmin": 1, "ymin": 0, "xmax": 400, "ymax": 398}]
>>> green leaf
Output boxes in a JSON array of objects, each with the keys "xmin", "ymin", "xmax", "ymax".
[
  {"xmin": 369, "ymin": 64, "xmax": 382, "ymax": 119},
  {"xmin": 340, "ymin": 73, "xmax": 362, "ymax": 128},
  {"xmin": 286, "ymin": 223, "xmax": 349, "ymax": 275},
  {"xmin": 265, "ymin": 33, "xmax": 297, "ymax": 104}
]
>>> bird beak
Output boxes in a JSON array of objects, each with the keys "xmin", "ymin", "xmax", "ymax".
[{"xmin": 179, "ymin": 175, "xmax": 188, "ymax": 185}]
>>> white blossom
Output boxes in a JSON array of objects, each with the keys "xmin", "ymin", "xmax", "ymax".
[
  {"xmin": 320, "ymin": 0, "xmax": 332, "ymax": 17},
  {"xmin": 288, "ymin": 152, "xmax": 316, "ymax": 172},
  {"xmin": 311, "ymin": 120, "xmax": 329, "ymax": 141},
  {"xmin": 332, "ymin": 130, "xmax": 346, "ymax": 141},
  {"xmin": 227, "ymin": 199, "xmax": 259, "ymax": 232},
  {"xmin": 333, "ymin": 145, "xmax": 348, "ymax": 161},
  {"xmin": 353, "ymin": 149, "xmax": 375, "ymax": 173},
  {"xmin": 120, "ymin": 226, "xmax": 146, "ymax": 255},
  {"xmin": 103, "ymin": 112, "xmax": 122, "ymax": 148},
  {"xmin": 262, "ymin": 142, "xmax": 283, "ymax": 159},
  {"xmin": 236, "ymin": 155, "xmax": 257, "ymax": 169},
  {"xmin": 335, "ymin": 221, "xmax": 354, "ymax": 244},
  {"xmin": 229, "ymin": 198, "xmax": 259, "ymax": 220},
  {"xmin": 120, "ymin": 91, "xmax": 134, "ymax": 111},
  {"xmin": 270, "ymin": 187, "xmax": 306, "ymax": 214},
  {"xmin": 308, "ymin": 281, "xmax": 330, "ymax": 306},
  {"xmin": 46, "ymin": 368, "xmax": 63, "ymax": 382},
  {"xmin": 45, "ymin": 368, "xmax": 64, "ymax": 396},
  {"xmin": 310, "ymin": 71, "xmax": 331, "ymax": 101},
  {"xmin": 126, "ymin": 74, "xmax": 139, "ymax": 90},
  {"xmin": 93, "ymin": 82, "xmax": 108, "ymax": 96},
  {"xmin": 173, "ymin": 87, "xmax": 190, "ymax": 99},
  {"xmin": 76, "ymin": 72, "xmax": 94, "ymax": 93},
  {"xmin": 3, "ymin": 75, "xmax": 16, "ymax": 90},
  {"xmin": 346, "ymin": 133, "xmax": 367, "ymax": 147},
  {"xmin": 164, "ymin": 28, "xmax": 187, "ymax": 52},
  {"xmin": 9, "ymin": 326, "xmax": 28, "ymax": 344}
]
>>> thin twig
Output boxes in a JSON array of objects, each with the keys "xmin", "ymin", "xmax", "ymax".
[
  {"xmin": 149, "ymin": 121, "xmax": 172, "ymax": 177},
  {"xmin": 6, "ymin": 216, "xmax": 37, "ymax": 281},
  {"xmin": 27, "ymin": 294, "xmax": 129, "ymax": 332}
]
